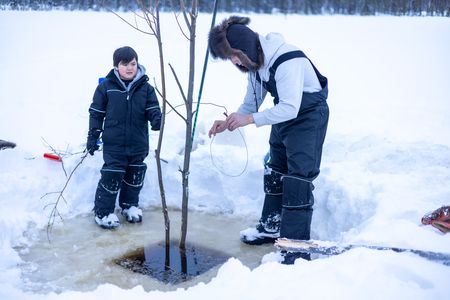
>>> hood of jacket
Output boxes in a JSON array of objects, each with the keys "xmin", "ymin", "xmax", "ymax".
[
  {"xmin": 106, "ymin": 64, "xmax": 148, "ymax": 90},
  {"xmin": 257, "ymin": 32, "xmax": 293, "ymax": 79}
]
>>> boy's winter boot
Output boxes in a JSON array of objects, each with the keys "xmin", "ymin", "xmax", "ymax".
[
  {"xmin": 122, "ymin": 206, "xmax": 143, "ymax": 223},
  {"xmin": 279, "ymin": 176, "xmax": 314, "ymax": 264},
  {"xmin": 95, "ymin": 213, "xmax": 120, "ymax": 229},
  {"xmin": 93, "ymin": 168, "xmax": 124, "ymax": 229},
  {"xmin": 119, "ymin": 164, "xmax": 146, "ymax": 223}
]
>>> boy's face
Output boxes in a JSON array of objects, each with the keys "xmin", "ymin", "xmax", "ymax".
[{"xmin": 117, "ymin": 58, "xmax": 138, "ymax": 81}]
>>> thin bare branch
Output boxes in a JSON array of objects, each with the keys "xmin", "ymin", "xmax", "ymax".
[
  {"xmin": 134, "ymin": 0, "xmax": 153, "ymax": 16},
  {"xmin": 131, "ymin": 8, "xmax": 147, "ymax": 21},
  {"xmin": 167, "ymin": 101, "xmax": 228, "ymax": 117},
  {"xmin": 153, "ymin": 78, "xmax": 163, "ymax": 97},
  {"xmin": 136, "ymin": 0, "xmax": 158, "ymax": 36},
  {"xmin": 41, "ymin": 137, "xmax": 68, "ymax": 178},
  {"xmin": 169, "ymin": 63, "xmax": 188, "ymax": 106},
  {"xmin": 143, "ymin": 13, "xmax": 158, "ymax": 36},
  {"xmin": 179, "ymin": 0, "xmax": 191, "ymax": 30},
  {"xmin": 153, "ymin": 79, "xmax": 187, "ymax": 122},
  {"xmin": 41, "ymin": 191, "xmax": 67, "ymax": 203},
  {"xmin": 173, "ymin": 11, "xmax": 190, "ymax": 40},
  {"xmin": 166, "ymin": 100, "xmax": 187, "ymax": 122},
  {"xmin": 43, "ymin": 151, "xmax": 89, "ymax": 242},
  {"xmin": 107, "ymin": 8, "xmax": 153, "ymax": 35}
]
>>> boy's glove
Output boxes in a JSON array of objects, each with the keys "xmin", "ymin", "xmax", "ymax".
[
  {"xmin": 86, "ymin": 129, "xmax": 101, "ymax": 155},
  {"xmin": 151, "ymin": 116, "xmax": 161, "ymax": 131}
]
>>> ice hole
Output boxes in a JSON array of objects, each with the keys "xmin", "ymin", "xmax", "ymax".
[
  {"xmin": 16, "ymin": 208, "xmax": 274, "ymax": 293},
  {"xmin": 114, "ymin": 240, "xmax": 230, "ymax": 284}
]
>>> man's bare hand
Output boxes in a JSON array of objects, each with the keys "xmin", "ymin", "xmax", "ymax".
[
  {"xmin": 208, "ymin": 120, "xmax": 227, "ymax": 138},
  {"xmin": 226, "ymin": 113, "xmax": 254, "ymax": 131}
]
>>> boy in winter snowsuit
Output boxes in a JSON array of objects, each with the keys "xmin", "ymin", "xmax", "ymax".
[
  {"xmin": 208, "ymin": 16, "xmax": 329, "ymax": 262},
  {"xmin": 87, "ymin": 46, "xmax": 161, "ymax": 229}
]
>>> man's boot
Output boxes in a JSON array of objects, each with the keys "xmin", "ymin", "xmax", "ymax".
[
  {"xmin": 279, "ymin": 176, "xmax": 314, "ymax": 263},
  {"xmin": 240, "ymin": 194, "xmax": 282, "ymax": 245},
  {"xmin": 280, "ymin": 207, "xmax": 313, "ymax": 241},
  {"xmin": 241, "ymin": 168, "xmax": 283, "ymax": 245}
]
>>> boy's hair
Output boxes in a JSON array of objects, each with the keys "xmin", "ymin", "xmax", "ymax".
[{"xmin": 113, "ymin": 46, "xmax": 138, "ymax": 67}]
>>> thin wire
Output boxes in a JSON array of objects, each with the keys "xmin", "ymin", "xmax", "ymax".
[{"xmin": 209, "ymin": 128, "xmax": 249, "ymax": 177}]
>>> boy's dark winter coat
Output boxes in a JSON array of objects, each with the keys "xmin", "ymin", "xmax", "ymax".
[{"xmin": 89, "ymin": 69, "xmax": 161, "ymax": 156}]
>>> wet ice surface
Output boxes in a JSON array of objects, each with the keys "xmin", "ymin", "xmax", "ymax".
[{"xmin": 15, "ymin": 209, "xmax": 274, "ymax": 293}]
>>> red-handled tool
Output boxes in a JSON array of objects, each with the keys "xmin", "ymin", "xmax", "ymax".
[{"xmin": 43, "ymin": 153, "xmax": 62, "ymax": 162}]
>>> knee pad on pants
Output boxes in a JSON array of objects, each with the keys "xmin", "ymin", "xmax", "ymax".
[
  {"xmin": 99, "ymin": 169, "xmax": 125, "ymax": 194},
  {"xmin": 282, "ymin": 175, "xmax": 314, "ymax": 209},
  {"xmin": 280, "ymin": 208, "xmax": 313, "ymax": 240},
  {"xmin": 123, "ymin": 164, "xmax": 147, "ymax": 187},
  {"xmin": 264, "ymin": 168, "xmax": 284, "ymax": 195}
]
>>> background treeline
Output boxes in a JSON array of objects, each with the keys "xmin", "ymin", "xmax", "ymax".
[{"xmin": 1, "ymin": 0, "xmax": 449, "ymax": 16}]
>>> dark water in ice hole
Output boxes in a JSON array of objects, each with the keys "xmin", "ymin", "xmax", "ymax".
[
  {"xmin": 16, "ymin": 208, "xmax": 274, "ymax": 293},
  {"xmin": 115, "ymin": 240, "xmax": 230, "ymax": 284}
]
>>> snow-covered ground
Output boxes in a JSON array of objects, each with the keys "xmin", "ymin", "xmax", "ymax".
[{"xmin": 1, "ymin": 10, "xmax": 450, "ymax": 299}]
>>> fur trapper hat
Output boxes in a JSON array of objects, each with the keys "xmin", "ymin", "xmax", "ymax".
[{"xmin": 208, "ymin": 16, "xmax": 263, "ymax": 72}]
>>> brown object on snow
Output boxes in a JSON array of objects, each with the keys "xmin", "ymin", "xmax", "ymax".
[{"xmin": 422, "ymin": 206, "xmax": 450, "ymax": 233}]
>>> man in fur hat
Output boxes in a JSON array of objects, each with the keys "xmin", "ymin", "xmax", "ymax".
[{"xmin": 208, "ymin": 16, "xmax": 329, "ymax": 262}]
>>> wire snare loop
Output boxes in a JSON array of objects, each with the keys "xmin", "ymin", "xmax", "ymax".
[{"xmin": 209, "ymin": 127, "xmax": 249, "ymax": 177}]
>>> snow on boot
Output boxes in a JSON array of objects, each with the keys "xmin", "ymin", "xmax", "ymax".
[
  {"xmin": 240, "ymin": 223, "xmax": 280, "ymax": 245},
  {"xmin": 122, "ymin": 206, "xmax": 143, "ymax": 223},
  {"xmin": 421, "ymin": 206, "xmax": 450, "ymax": 225},
  {"xmin": 95, "ymin": 213, "xmax": 120, "ymax": 229}
]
